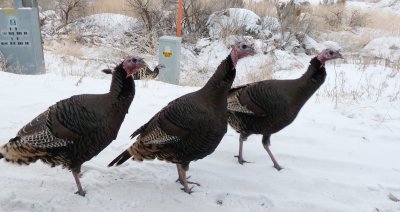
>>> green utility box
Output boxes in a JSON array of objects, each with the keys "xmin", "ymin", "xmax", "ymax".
[
  {"xmin": 158, "ymin": 36, "xmax": 181, "ymax": 85},
  {"xmin": 0, "ymin": 0, "xmax": 45, "ymax": 74}
]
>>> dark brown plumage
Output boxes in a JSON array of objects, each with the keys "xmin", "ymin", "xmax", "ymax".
[
  {"xmin": 132, "ymin": 64, "xmax": 165, "ymax": 80},
  {"xmin": 0, "ymin": 56, "xmax": 145, "ymax": 196},
  {"xmin": 109, "ymin": 42, "xmax": 255, "ymax": 193},
  {"xmin": 227, "ymin": 49, "xmax": 343, "ymax": 170},
  {"xmin": 102, "ymin": 64, "xmax": 164, "ymax": 80}
]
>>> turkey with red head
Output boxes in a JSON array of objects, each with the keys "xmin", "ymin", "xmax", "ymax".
[
  {"xmin": 108, "ymin": 42, "xmax": 255, "ymax": 193},
  {"xmin": 227, "ymin": 49, "xmax": 343, "ymax": 170},
  {"xmin": 0, "ymin": 56, "xmax": 145, "ymax": 196}
]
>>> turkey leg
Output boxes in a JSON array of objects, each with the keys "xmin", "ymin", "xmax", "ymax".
[
  {"xmin": 234, "ymin": 134, "xmax": 251, "ymax": 164},
  {"xmin": 176, "ymin": 164, "xmax": 200, "ymax": 194},
  {"xmin": 72, "ymin": 167, "xmax": 86, "ymax": 196},
  {"xmin": 262, "ymin": 134, "xmax": 282, "ymax": 171}
]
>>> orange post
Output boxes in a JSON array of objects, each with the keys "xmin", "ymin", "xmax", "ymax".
[{"xmin": 176, "ymin": 0, "xmax": 183, "ymax": 37}]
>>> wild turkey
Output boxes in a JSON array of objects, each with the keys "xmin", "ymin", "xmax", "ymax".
[
  {"xmin": 102, "ymin": 64, "xmax": 164, "ymax": 80},
  {"xmin": 0, "ymin": 56, "xmax": 145, "ymax": 196},
  {"xmin": 132, "ymin": 64, "xmax": 165, "ymax": 80},
  {"xmin": 227, "ymin": 49, "xmax": 343, "ymax": 170},
  {"xmin": 108, "ymin": 42, "xmax": 255, "ymax": 193}
]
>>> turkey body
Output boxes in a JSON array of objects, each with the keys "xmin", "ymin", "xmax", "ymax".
[
  {"xmin": 109, "ymin": 55, "xmax": 237, "ymax": 193},
  {"xmin": 0, "ymin": 62, "xmax": 136, "ymax": 195},
  {"xmin": 130, "ymin": 89, "xmax": 229, "ymax": 164},
  {"xmin": 227, "ymin": 57, "xmax": 326, "ymax": 170}
]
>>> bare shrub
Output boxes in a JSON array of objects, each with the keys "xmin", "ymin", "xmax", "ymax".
[
  {"xmin": 322, "ymin": 6, "xmax": 345, "ymax": 29},
  {"xmin": 181, "ymin": 0, "xmax": 213, "ymax": 42},
  {"xmin": 87, "ymin": 0, "xmax": 128, "ymax": 15},
  {"xmin": 131, "ymin": 29, "xmax": 160, "ymax": 55},
  {"xmin": 348, "ymin": 9, "xmax": 367, "ymax": 28},
  {"xmin": 245, "ymin": 0, "xmax": 276, "ymax": 17},
  {"xmin": 275, "ymin": 0, "xmax": 313, "ymax": 50},
  {"xmin": 56, "ymin": 0, "xmax": 88, "ymax": 24},
  {"xmin": 218, "ymin": 0, "xmax": 244, "ymax": 8},
  {"xmin": 124, "ymin": 0, "xmax": 174, "ymax": 53},
  {"xmin": 210, "ymin": 13, "xmax": 248, "ymax": 39},
  {"xmin": 314, "ymin": 2, "xmax": 367, "ymax": 31},
  {"xmin": 366, "ymin": 10, "xmax": 400, "ymax": 36},
  {"xmin": 126, "ymin": 0, "xmax": 164, "ymax": 32},
  {"xmin": 157, "ymin": 0, "xmax": 247, "ymax": 43}
]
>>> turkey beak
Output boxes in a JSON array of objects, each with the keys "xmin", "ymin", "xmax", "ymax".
[
  {"xmin": 337, "ymin": 52, "xmax": 343, "ymax": 59},
  {"xmin": 138, "ymin": 58, "xmax": 145, "ymax": 69},
  {"xmin": 249, "ymin": 45, "xmax": 256, "ymax": 56}
]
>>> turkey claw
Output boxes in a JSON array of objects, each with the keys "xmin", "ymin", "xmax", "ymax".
[
  {"xmin": 181, "ymin": 186, "xmax": 195, "ymax": 194},
  {"xmin": 234, "ymin": 155, "xmax": 252, "ymax": 165},
  {"xmin": 176, "ymin": 176, "xmax": 201, "ymax": 186},
  {"xmin": 75, "ymin": 190, "xmax": 86, "ymax": 197},
  {"xmin": 274, "ymin": 164, "xmax": 283, "ymax": 171}
]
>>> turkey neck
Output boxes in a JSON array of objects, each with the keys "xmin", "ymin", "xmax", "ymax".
[
  {"xmin": 200, "ymin": 55, "xmax": 236, "ymax": 104},
  {"xmin": 291, "ymin": 57, "xmax": 326, "ymax": 108},
  {"xmin": 153, "ymin": 66, "xmax": 160, "ymax": 75},
  {"xmin": 109, "ymin": 63, "xmax": 135, "ymax": 107}
]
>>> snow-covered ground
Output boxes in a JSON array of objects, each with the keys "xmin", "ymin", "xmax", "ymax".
[
  {"xmin": 1, "ymin": 2, "xmax": 400, "ymax": 211},
  {"xmin": 0, "ymin": 57, "xmax": 399, "ymax": 211}
]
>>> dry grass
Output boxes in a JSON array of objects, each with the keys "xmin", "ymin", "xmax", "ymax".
[
  {"xmin": 86, "ymin": 0, "xmax": 132, "ymax": 15},
  {"xmin": 244, "ymin": 0, "xmax": 277, "ymax": 17},
  {"xmin": 307, "ymin": 4, "xmax": 400, "ymax": 36},
  {"xmin": 319, "ymin": 54, "xmax": 400, "ymax": 106},
  {"xmin": 86, "ymin": 0, "xmax": 168, "ymax": 17},
  {"xmin": 307, "ymin": 4, "xmax": 344, "ymax": 31},
  {"xmin": 0, "ymin": 0, "xmax": 12, "ymax": 7},
  {"xmin": 366, "ymin": 10, "xmax": 400, "ymax": 36},
  {"xmin": 51, "ymin": 41, "xmax": 84, "ymax": 58}
]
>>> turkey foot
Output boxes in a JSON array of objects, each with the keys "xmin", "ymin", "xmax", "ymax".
[
  {"xmin": 234, "ymin": 155, "xmax": 252, "ymax": 165},
  {"xmin": 176, "ymin": 164, "xmax": 200, "ymax": 194},
  {"xmin": 181, "ymin": 186, "xmax": 195, "ymax": 194},
  {"xmin": 274, "ymin": 164, "xmax": 283, "ymax": 171},
  {"xmin": 75, "ymin": 190, "xmax": 86, "ymax": 197},
  {"xmin": 176, "ymin": 176, "xmax": 201, "ymax": 186},
  {"xmin": 235, "ymin": 137, "xmax": 252, "ymax": 165}
]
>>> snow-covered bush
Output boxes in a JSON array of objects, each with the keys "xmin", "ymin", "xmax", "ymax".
[
  {"xmin": 207, "ymin": 8, "xmax": 263, "ymax": 39},
  {"xmin": 362, "ymin": 37, "xmax": 400, "ymax": 63}
]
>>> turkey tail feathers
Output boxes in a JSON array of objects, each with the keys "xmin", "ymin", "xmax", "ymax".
[
  {"xmin": 130, "ymin": 124, "xmax": 147, "ymax": 139},
  {"xmin": 102, "ymin": 69, "xmax": 113, "ymax": 74},
  {"xmin": 108, "ymin": 150, "xmax": 131, "ymax": 167},
  {"xmin": 130, "ymin": 130, "xmax": 141, "ymax": 139}
]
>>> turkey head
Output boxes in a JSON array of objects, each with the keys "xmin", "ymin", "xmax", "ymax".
[
  {"xmin": 317, "ymin": 49, "xmax": 343, "ymax": 67},
  {"xmin": 123, "ymin": 56, "xmax": 145, "ymax": 77},
  {"xmin": 231, "ymin": 42, "xmax": 256, "ymax": 68}
]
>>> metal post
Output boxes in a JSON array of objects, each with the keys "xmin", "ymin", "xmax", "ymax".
[{"xmin": 176, "ymin": 0, "xmax": 183, "ymax": 37}]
